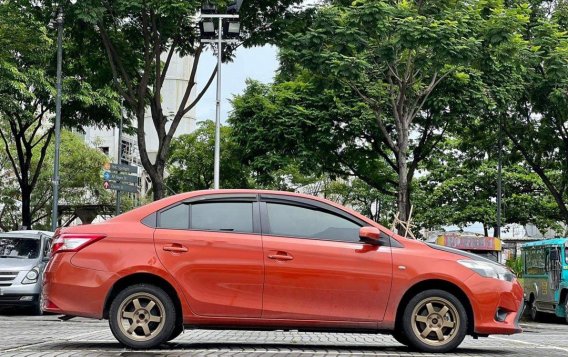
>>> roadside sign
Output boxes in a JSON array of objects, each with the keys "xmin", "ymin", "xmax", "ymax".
[
  {"xmin": 110, "ymin": 163, "xmax": 137, "ymax": 174},
  {"xmin": 104, "ymin": 182, "xmax": 138, "ymax": 193},
  {"xmin": 102, "ymin": 162, "xmax": 139, "ymax": 193},
  {"xmin": 103, "ymin": 171, "xmax": 138, "ymax": 184}
]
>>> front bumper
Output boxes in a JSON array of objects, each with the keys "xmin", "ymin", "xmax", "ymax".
[
  {"xmin": 0, "ymin": 293, "xmax": 39, "ymax": 307},
  {"xmin": 0, "ymin": 276, "xmax": 41, "ymax": 307},
  {"xmin": 465, "ymin": 273, "xmax": 524, "ymax": 335}
]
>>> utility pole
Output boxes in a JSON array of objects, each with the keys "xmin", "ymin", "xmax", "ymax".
[
  {"xmin": 496, "ymin": 118, "xmax": 503, "ymax": 238},
  {"xmin": 115, "ymin": 114, "xmax": 123, "ymax": 216},
  {"xmin": 51, "ymin": 7, "xmax": 63, "ymax": 231}
]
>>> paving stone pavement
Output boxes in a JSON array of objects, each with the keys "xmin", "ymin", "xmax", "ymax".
[{"xmin": 1, "ymin": 313, "xmax": 567, "ymax": 356}]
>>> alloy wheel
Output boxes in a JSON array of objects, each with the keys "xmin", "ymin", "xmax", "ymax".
[
  {"xmin": 410, "ymin": 296, "xmax": 460, "ymax": 347},
  {"xmin": 116, "ymin": 292, "xmax": 166, "ymax": 342}
]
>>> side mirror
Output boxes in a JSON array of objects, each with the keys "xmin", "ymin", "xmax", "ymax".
[{"xmin": 359, "ymin": 226, "xmax": 381, "ymax": 245}]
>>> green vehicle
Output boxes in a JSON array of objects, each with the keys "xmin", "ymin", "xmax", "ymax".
[{"xmin": 521, "ymin": 238, "xmax": 568, "ymax": 322}]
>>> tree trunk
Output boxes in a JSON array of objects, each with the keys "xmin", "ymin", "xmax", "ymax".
[
  {"xmin": 397, "ymin": 125, "xmax": 411, "ymax": 225},
  {"xmin": 493, "ymin": 225, "xmax": 499, "ymax": 238},
  {"xmin": 21, "ymin": 184, "xmax": 32, "ymax": 230},
  {"xmin": 397, "ymin": 160, "xmax": 409, "ymax": 223},
  {"xmin": 152, "ymin": 171, "xmax": 165, "ymax": 201}
]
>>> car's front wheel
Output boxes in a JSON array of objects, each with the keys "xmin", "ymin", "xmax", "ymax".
[
  {"xmin": 402, "ymin": 289, "xmax": 467, "ymax": 353},
  {"xmin": 109, "ymin": 284, "xmax": 176, "ymax": 349}
]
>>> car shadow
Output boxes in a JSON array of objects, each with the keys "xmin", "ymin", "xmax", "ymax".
[{"xmin": 48, "ymin": 341, "xmax": 513, "ymax": 355}]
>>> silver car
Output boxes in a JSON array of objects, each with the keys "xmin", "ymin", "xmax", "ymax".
[{"xmin": 0, "ymin": 230, "xmax": 53, "ymax": 314}]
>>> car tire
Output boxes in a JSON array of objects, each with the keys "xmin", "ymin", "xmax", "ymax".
[
  {"xmin": 167, "ymin": 324, "xmax": 184, "ymax": 342},
  {"xmin": 109, "ymin": 284, "xmax": 176, "ymax": 349},
  {"xmin": 402, "ymin": 289, "xmax": 467, "ymax": 353},
  {"xmin": 391, "ymin": 330, "xmax": 409, "ymax": 346}
]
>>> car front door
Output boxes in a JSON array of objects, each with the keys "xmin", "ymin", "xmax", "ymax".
[
  {"xmin": 154, "ymin": 195, "xmax": 264, "ymax": 318},
  {"xmin": 260, "ymin": 195, "xmax": 393, "ymax": 322}
]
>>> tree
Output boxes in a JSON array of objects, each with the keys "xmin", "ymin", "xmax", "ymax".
[
  {"xmin": 501, "ymin": 2, "xmax": 568, "ymax": 225},
  {"xmin": 0, "ymin": 130, "xmax": 113, "ymax": 231},
  {"xmin": 414, "ymin": 136, "xmax": 561, "ymax": 236},
  {"xmin": 0, "ymin": 0, "xmax": 120, "ymax": 229},
  {"xmin": 166, "ymin": 120, "xmax": 250, "ymax": 192},
  {"xmin": 231, "ymin": 0, "xmax": 530, "ymax": 225},
  {"xmin": 73, "ymin": 0, "xmax": 303, "ymax": 200}
]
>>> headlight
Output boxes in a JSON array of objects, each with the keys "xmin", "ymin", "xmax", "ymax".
[
  {"xmin": 22, "ymin": 267, "xmax": 40, "ymax": 284},
  {"xmin": 458, "ymin": 260, "xmax": 515, "ymax": 282}
]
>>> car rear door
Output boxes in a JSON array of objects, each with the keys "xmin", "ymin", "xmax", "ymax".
[
  {"xmin": 259, "ymin": 195, "xmax": 393, "ymax": 322},
  {"xmin": 154, "ymin": 194, "xmax": 264, "ymax": 318}
]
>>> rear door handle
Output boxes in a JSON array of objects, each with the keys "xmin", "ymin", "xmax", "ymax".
[
  {"xmin": 163, "ymin": 245, "xmax": 188, "ymax": 253},
  {"xmin": 268, "ymin": 253, "xmax": 293, "ymax": 261}
]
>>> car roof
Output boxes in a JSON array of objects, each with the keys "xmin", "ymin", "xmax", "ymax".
[
  {"xmin": 100, "ymin": 189, "xmax": 396, "ymax": 237},
  {"xmin": 1, "ymin": 231, "xmax": 53, "ymax": 240},
  {"xmin": 522, "ymin": 238, "xmax": 568, "ymax": 248}
]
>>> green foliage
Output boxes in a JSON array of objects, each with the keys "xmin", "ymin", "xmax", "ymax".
[
  {"xmin": 70, "ymin": 0, "xmax": 304, "ymax": 200},
  {"xmin": 506, "ymin": 257, "xmax": 523, "ymax": 278},
  {"xmin": 0, "ymin": 131, "xmax": 113, "ymax": 231},
  {"xmin": 0, "ymin": 0, "xmax": 121, "ymax": 228},
  {"xmin": 166, "ymin": 120, "xmax": 250, "ymax": 192},
  {"xmin": 231, "ymin": 0, "xmax": 531, "ymax": 224},
  {"xmin": 414, "ymin": 136, "xmax": 560, "ymax": 233}
]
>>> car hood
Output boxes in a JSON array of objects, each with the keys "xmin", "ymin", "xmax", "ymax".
[
  {"xmin": 0, "ymin": 258, "xmax": 37, "ymax": 271},
  {"xmin": 426, "ymin": 242, "xmax": 505, "ymax": 265}
]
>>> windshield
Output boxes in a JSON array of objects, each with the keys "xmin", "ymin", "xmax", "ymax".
[{"xmin": 0, "ymin": 237, "xmax": 40, "ymax": 259}]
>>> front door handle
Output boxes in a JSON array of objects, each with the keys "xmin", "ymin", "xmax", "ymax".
[
  {"xmin": 163, "ymin": 244, "xmax": 188, "ymax": 253},
  {"xmin": 268, "ymin": 252, "xmax": 293, "ymax": 261}
]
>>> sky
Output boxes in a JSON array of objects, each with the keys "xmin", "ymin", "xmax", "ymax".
[{"xmin": 195, "ymin": 45, "xmax": 279, "ymax": 123}]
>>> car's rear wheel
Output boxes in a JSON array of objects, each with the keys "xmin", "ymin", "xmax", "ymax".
[
  {"xmin": 109, "ymin": 284, "xmax": 176, "ymax": 349},
  {"xmin": 402, "ymin": 289, "xmax": 467, "ymax": 353},
  {"xmin": 167, "ymin": 324, "xmax": 184, "ymax": 342}
]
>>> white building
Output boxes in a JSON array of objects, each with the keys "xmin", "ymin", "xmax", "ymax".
[{"xmin": 82, "ymin": 53, "xmax": 197, "ymax": 195}]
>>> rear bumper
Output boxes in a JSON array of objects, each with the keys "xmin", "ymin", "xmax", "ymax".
[{"xmin": 43, "ymin": 253, "xmax": 116, "ymax": 318}]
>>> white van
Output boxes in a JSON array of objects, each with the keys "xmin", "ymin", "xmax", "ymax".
[{"xmin": 0, "ymin": 231, "xmax": 53, "ymax": 314}]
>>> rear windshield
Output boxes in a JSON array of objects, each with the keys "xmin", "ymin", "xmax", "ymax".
[{"xmin": 0, "ymin": 238, "xmax": 40, "ymax": 259}]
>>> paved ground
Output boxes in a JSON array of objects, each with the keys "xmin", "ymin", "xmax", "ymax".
[{"xmin": 0, "ymin": 310, "xmax": 567, "ymax": 356}]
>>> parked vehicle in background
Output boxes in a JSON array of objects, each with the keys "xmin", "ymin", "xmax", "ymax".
[
  {"xmin": 521, "ymin": 238, "xmax": 568, "ymax": 322},
  {"xmin": 44, "ymin": 190, "xmax": 523, "ymax": 352},
  {"xmin": 0, "ymin": 230, "xmax": 53, "ymax": 314}
]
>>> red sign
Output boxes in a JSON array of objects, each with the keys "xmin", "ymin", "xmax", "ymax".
[
  {"xmin": 437, "ymin": 234, "xmax": 501, "ymax": 251},
  {"xmin": 103, "ymin": 181, "xmax": 110, "ymax": 189}
]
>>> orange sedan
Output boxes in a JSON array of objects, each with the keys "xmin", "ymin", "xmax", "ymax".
[{"xmin": 43, "ymin": 190, "xmax": 523, "ymax": 352}]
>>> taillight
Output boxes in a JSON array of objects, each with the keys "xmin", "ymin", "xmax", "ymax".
[{"xmin": 51, "ymin": 233, "xmax": 106, "ymax": 254}]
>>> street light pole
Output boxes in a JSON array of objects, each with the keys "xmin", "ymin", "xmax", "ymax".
[
  {"xmin": 51, "ymin": 7, "xmax": 63, "ymax": 231},
  {"xmin": 214, "ymin": 16, "xmax": 222, "ymax": 190},
  {"xmin": 200, "ymin": 14, "xmax": 239, "ymax": 190}
]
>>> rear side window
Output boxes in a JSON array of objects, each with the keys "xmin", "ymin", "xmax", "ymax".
[
  {"xmin": 191, "ymin": 202, "xmax": 253, "ymax": 233},
  {"xmin": 159, "ymin": 204, "xmax": 189, "ymax": 229},
  {"xmin": 265, "ymin": 203, "xmax": 361, "ymax": 242}
]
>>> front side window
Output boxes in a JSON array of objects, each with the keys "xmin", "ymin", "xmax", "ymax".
[
  {"xmin": 266, "ymin": 203, "xmax": 361, "ymax": 242},
  {"xmin": 191, "ymin": 202, "xmax": 253, "ymax": 233}
]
